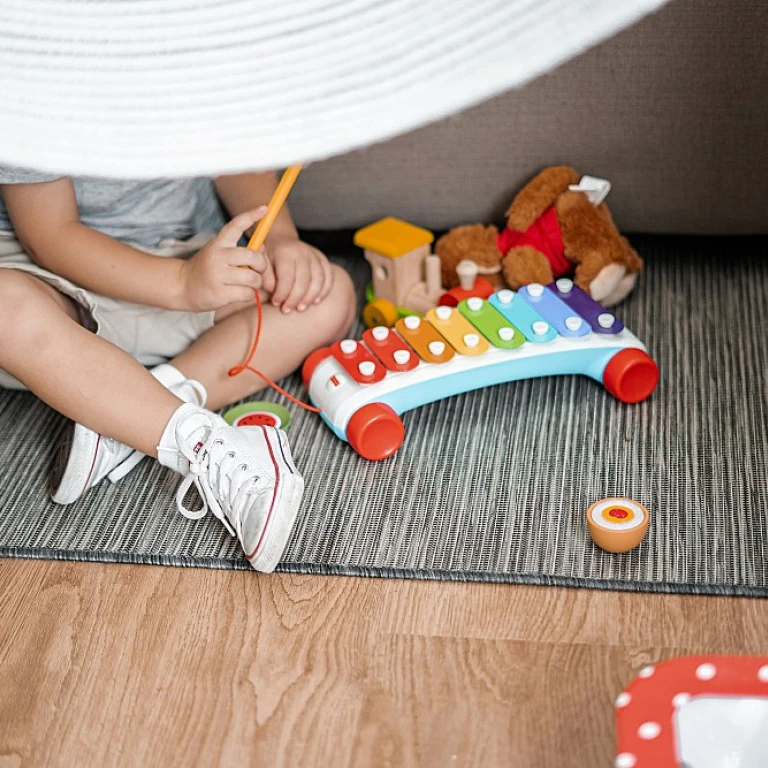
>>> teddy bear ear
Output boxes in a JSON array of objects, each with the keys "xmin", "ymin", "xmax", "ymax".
[{"xmin": 506, "ymin": 166, "xmax": 581, "ymax": 232}]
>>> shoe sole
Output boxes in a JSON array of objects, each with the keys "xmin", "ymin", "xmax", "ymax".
[
  {"xmin": 246, "ymin": 428, "xmax": 304, "ymax": 573},
  {"xmin": 51, "ymin": 422, "xmax": 101, "ymax": 505}
]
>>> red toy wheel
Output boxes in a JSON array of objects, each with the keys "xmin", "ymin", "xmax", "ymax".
[
  {"xmin": 302, "ymin": 347, "xmax": 333, "ymax": 388},
  {"xmin": 346, "ymin": 403, "xmax": 405, "ymax": 461},
  {"xmin": 603, "ymin": 349, "xmax": 659, "ymax": 404}
]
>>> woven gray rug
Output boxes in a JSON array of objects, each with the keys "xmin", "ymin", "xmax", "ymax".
[{"xmin": 1, "ymin": 235, "xmax": 767, "ymax": 596}]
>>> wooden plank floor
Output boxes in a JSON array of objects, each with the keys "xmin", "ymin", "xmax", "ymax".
[{"xmin": 1, "ymin": 560, "xmax": 767, "ymax": 767}]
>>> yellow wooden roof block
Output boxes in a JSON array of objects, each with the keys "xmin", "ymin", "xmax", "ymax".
[{"xmin": 354, "ymin": 217, "xmax": 434, "ymax": 259}]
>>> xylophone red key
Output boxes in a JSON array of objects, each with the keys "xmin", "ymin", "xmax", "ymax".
[
  {"xmin": 330, "ymin": 339, "xmax": 387, "ymax": 384},
  {"xmin": 362, "ymin": 326, "xmax": 420, "ymax": 372}
]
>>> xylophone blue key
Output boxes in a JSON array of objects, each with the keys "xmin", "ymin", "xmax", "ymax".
[
  {"xmin": 488, "ymin": 289, "xmax": 558, "ymax": 343},
  {"xmin": 518, "ymin": 283, "xmax": 591, "ymax": 338},
  {"xmin": 548, "ymin": 278, "xmax": 624, "ymax": 334}
]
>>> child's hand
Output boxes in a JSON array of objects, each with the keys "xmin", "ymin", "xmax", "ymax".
[
  {"xmin": 264, "ymin": 237, "xmax": 334, "ymax": 313},
  {"xmin": 179, "ymin": 207, "xmax": 274, "ymax": 312}
]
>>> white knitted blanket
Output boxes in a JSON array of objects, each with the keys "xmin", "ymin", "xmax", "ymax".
[{"xmin": 0, "ymin": 0, "xmax": 668, "ymax": 177}]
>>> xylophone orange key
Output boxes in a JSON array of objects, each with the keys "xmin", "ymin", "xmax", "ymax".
[{"xmin": 395, "ymin": 316, "xmax": 454, "ymax": 364}]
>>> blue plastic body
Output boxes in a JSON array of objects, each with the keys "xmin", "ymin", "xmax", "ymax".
[{"xmin": 315, "ymin": 345, "xmax": 624, "ymax": 444}]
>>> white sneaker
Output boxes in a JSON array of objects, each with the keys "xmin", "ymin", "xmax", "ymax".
[
  {"xmin": 51, "ymin": 369, "xmax": 206, "ymax": 505},
  {"xmin": 171, "ymin": 408, "xmax": 304, "ymax": 573}
]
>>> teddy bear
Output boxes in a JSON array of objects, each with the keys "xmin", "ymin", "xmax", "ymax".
[{"xmin": 434, "ymin": 166, "xmax": 642, "ymax": 307}]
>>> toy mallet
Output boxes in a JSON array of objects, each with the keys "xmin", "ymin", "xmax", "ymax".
[
  {"xmin": 230, "ymin": 163, "xmax": 321, "ymax": 412},
  {"xmin": 247, "ymin": 164, "xmax": 303, "ymax": 252}
]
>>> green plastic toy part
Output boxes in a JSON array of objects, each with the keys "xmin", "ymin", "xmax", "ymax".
[{"xmin": 222, "ymin": 401, "xmax": 293, "ymax": 430}]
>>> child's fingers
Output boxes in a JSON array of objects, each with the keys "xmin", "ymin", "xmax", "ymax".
[
  {"xmin": 261, "ymin": 257, "xmax": 277, "ymax": 293},
  {"xmin": 297, "ymin": 256, "xmax": 326, "ymax": 311},
  {"xmin": 315, "ymin": 257, "xmax": 335, "ymax": 304},
  {"xmin": 217, "ymin": 206, "xmax": 267, "ymax": 246},
  {"xmin": 230, "ymin": 246, "xmax": 268, "ymax": 273},
  {"xmin": 281, "ymin": 259, "xmax": 312, "ymax": 313},
  {"xmin": 270, "ymin": 258, "xmax": 297, "ymax": 308},
  {"xmin": 226, "ymin": 264, "xmax": 263, "ymax": 290}
]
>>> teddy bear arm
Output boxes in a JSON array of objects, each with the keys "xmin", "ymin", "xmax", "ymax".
[
  {"xmin": 505, "ymin": 166, "xmax": 581, "ymax": 232},
  {"xmin": 501, "ymin": 246, "xmax": 554, "ymax": 290}
]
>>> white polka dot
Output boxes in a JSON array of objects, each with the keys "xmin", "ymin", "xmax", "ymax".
[
  {"xmin": 696, "ymin": 663, "xmax": 717, "ymax": 681},
  {"xmin": 615, "ymin": 754, "xmax": 637, "ymax": 768},
  {"xmin": 638, "ymin": 665, "xmax": 655, "ymax": 678},
  {"xmin": 672, "ymin": 693, "xmax": 691, "ymax": 708},
  {"xmin": 758, "ymin": 665, "xmax": 768, "ymax": 683},
  {"xmin": 638, "ymin": 721, "xmax": 661, "ymax": 740},
  {"xmin": 615, "ymin": 692, "xmax": 632, "ymax": 708}
]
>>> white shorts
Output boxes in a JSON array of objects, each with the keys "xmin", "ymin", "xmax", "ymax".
[{"xmin": 0, "ymin": 230, "xmax": 217, "ymax": 391}]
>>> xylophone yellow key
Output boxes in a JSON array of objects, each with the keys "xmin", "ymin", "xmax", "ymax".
[{"xmin": 425, "ymin": 306, "xmax": 489, "ymax": 356}]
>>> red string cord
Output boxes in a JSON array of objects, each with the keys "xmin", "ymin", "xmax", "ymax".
[{"xmin": 227, "ymin": 288, "xmax": 321, "ymax": 413}]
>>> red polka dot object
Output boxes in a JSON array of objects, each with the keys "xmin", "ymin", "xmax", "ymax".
[
  {"xmin": 615, "ymin": 655, "xmax": 768, "ymax": 767},
  {"xmin": 586, "ymin": 497, "xmax": 649, "ymax": 553}
]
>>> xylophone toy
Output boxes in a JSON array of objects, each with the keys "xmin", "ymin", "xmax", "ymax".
[{"xmin": 302, "ymin": 278, "xmax": 659, "ymax": 461}]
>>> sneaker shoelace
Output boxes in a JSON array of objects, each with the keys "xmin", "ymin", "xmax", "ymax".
[{"xmin": 174, "ymin": 425, "xmax": 268, "ymax": 541}]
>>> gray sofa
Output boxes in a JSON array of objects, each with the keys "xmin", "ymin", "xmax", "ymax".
[{"xmin": 290, "ymin": 0, "xmax": 767, "ymax": 236}]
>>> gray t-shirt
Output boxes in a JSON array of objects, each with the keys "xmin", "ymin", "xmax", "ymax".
[{"xmin": 0, "ymin": 166, "xmax": 227, "ymax": 247}]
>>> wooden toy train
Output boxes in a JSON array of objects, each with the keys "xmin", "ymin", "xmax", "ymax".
[{"xmin": 303, "ymin": 259, "xmax": 659, "ymax": 460}]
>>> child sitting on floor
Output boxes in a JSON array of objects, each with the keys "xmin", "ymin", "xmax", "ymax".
[{"xmin": 0, "ymin": 167, "xmax": 357, "ymax": 572}]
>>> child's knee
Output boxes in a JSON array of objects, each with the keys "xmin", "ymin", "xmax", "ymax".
[
  {"xmin": 0, "ymin": 271, "xmax": 44, "ymax": 337},
  {"xmin": 320, "ymin": 265, "xmax": 357, "ymax": 341},
  {"xmin": 0, "ymin": 271, "xmax": 77, "ymax": 354}
]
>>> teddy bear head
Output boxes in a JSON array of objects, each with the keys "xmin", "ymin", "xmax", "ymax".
[{"xmin": 435, "ymin": 224, "xmax": 505, "ymax": 290}]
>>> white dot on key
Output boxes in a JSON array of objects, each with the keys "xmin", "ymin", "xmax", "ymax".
[
  {"xmin": 556, "ymin": 278, "xmax": 573, "ymax": 293},
  {"xmin": 358, "ymin": 361, "xmax": 376, "ymax": 377},
  {"xmin": 598, "ymin": 313, "xmax": 615, "ymax": 329},
  {"xmin": 467, "ymin": 297, "xmax": 483, "ymax": 311},
  {"xmin": 340, "ymin": 340, "xmax": 357, "ymax": 355},
  {"xmin": 404, "ymin": 316, "xmax": 421, "ymax": 330},
  {"xmin": 532, "ymin": 321, "xmax": 549, "ymax": 336},
  {"xmin": 497, "ymin": 290, "xmax": 514, "ymax": 304},
  {"xmin": 565, "ymin": 316, "xmax": 582, "ymax": 332},
  {"xmin": 464, "ymin": 333, "xmax": 479, "ymax": 348},
  {"xmin": 436, "ymin": 306, "xmax": 452, "ymax": 320},
  {"xmin": 527, "ymin": 283, "xmax": 544, "ymax": 297},
  {"xmin": 393, "ymin": 349, "xmax": 411, "ymax": 365},
  {"xmin": 498, "ymin": 327, "xmax": 514, "ymax": 342},
  {"xmin": 428, "ymin": 341, "xmax": 445, "ymax": 356},
  {"xmin": 372, "ymin": 326, "xmax": 389, "ymax": 341}
]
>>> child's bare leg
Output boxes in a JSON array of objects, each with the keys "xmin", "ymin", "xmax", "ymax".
[
  {"xmin": 171, "ymin": 265, "xmax": 357, "ymax": 410},
  {"xmin": 0, "ymin": 270, "xmax": 179, "ymax": 455}
]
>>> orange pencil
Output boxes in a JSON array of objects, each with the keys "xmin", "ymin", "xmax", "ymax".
[{"xmin": 247, "ymin": 164, "xmax": 303, "ymax": 252}]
